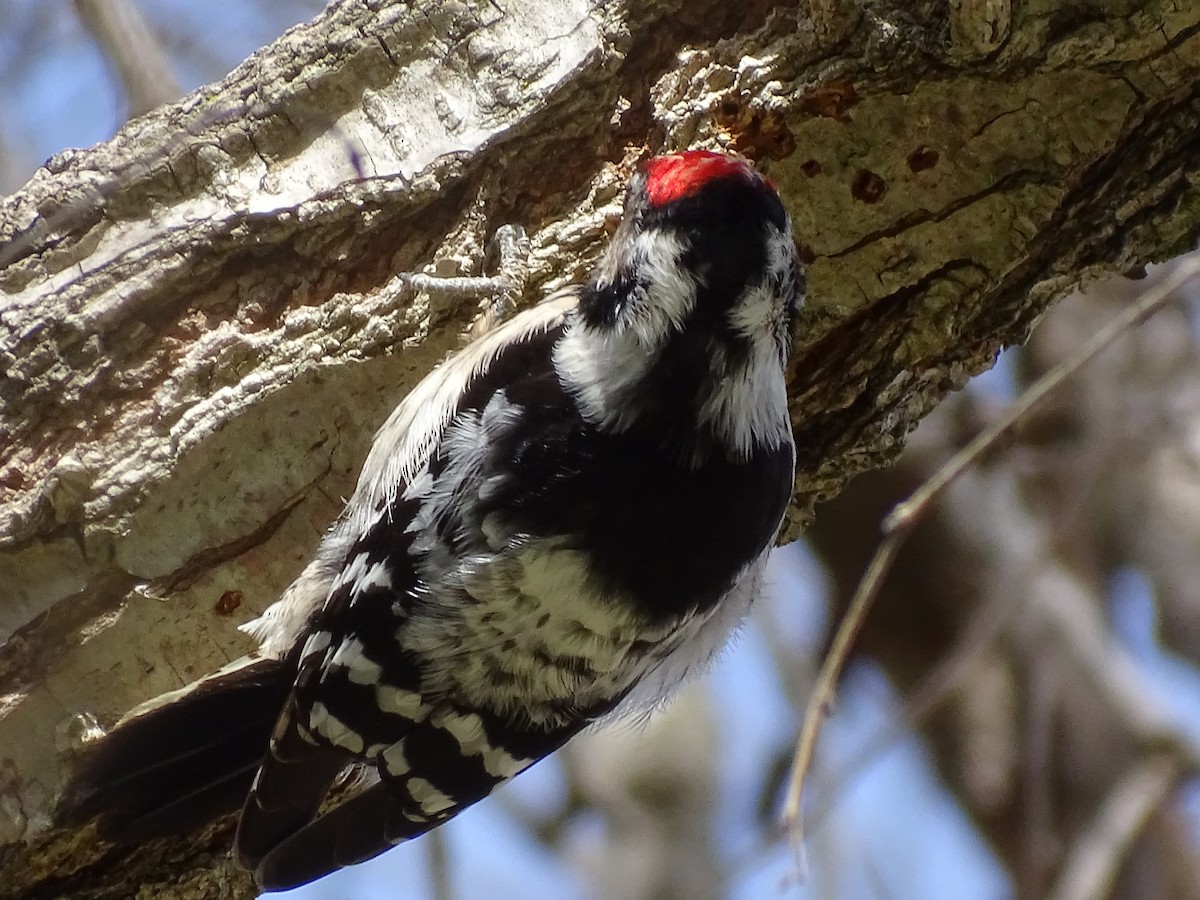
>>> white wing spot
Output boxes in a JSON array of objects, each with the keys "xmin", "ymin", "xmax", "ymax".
[
  {"xmin": 358, "ymin": 561, "xmax": 394, "ymax": 592},
  {"xmin": 429, "ymin": 708, "xmax": 486, "ymax": 747},
  {"xmin": 407, "ymin": 777, "xmax": 456, "ymax": 815},
  {"xmin": 333, "ymin": 639, "xmax": 384, "ymax": 686},
  {"xmin": 308, "ymin": 702, "xmax": 365, "ymax": 754},
  {"xmin": 479, "ymin": 744, "xmax": 527, "ymax": 779},
  {"xmin": 382, "ymin": 740, "xmax": 410, "ymax": 777},
  {"xmin": 334, "ymin": 552, "xmax": 370, "ymax": 592},
  {"xmin": 376, "ymin": 684, "xmax": 426, "ymax": 719},
  {"xmin": 300, "ymin": 629, "xmax": 332, "ymax": 661},
  {"xmin": 356, "ymin": 293, "xmax": 577, "ymax": 518}
]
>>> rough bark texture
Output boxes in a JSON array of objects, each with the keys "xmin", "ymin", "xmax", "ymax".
[{"xmin": 0, "ymin": 0, "xmax": 1198, "ymax": 895}]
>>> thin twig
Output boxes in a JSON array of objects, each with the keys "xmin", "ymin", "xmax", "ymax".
[
  {"xmin": 780, "ymin": 529, "xmax": 904, "ymax": 859},
  {"xmin": 885, "ymin": 257, "xmax": 1200, "ymax": 535},
  {"xmin": 805, "ymin": 578, "xmax": 1028, "ymax": 831},
  {"xmin": 1023, "ymin": 642, "xmax": 1062, "ymax": 897},
  {"xmin": 779, "ymin": 256, "xmax": 1200, "ymax": 851},
  {"xmin": 1047, "ymin": 752, "xmax": 1182, "ymax": 900},
  {"xmin": 428, "ymin": 827, "xmax": 453, "ymax": 900},
  {"xmin": 72, "ymin": 0, "xmax": 181, "ymax": 118}
]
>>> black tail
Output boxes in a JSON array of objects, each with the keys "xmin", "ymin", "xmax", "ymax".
[
  {"xmin": 56, "ymin": 656, "xmax": 295, "ymax": 840},
  {"xmin": 255, "ymin": 783, "xmax": 429, "ymax": 891},
  {"xmin": 234, "ymin": 704, "xmax": 346, "ymax": 874}
]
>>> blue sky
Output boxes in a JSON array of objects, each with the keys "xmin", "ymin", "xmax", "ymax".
[{"xmin": 6, "ymin": 4, "xmax": 1199, "ymax": 898}]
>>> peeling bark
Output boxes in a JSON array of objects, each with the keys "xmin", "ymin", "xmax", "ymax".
[{"xmin": 1, "ymin": 0, "xmax": 1198, "ymax": 894}]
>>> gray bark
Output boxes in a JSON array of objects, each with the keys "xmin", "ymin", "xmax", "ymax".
[{"xmin": 1, "ymin": 0, "xmax": 1198, "ymax": 895}]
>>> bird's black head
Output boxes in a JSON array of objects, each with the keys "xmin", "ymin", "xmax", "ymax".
[
  {"xmin": 635, "ymin": 149, "xmax": 788, "ymax": 234},
  {"xmin": 562, "ymin": 150, "xmax": 803, "ymax": 459},
  {"xmin": 583, "ymin": 150, "xmax": 801, "ymax": 348}
]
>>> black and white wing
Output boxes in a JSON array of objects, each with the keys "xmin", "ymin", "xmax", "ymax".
[{"xmin": 237, "ymin": 292, "xmax": 598, "ymax": 889}]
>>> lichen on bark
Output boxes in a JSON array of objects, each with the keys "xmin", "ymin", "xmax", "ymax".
[{"xmin": 1, "ymin": 0, "xmax": 1198, "ymax": 895}]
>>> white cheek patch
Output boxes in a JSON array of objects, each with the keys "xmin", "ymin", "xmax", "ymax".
[
  {"xmin": 552, "ymin": 324, "xmax": 657, "ymax": 433},
  {"xmin": 695, "ymin": 332, "xmax": 791, "ymax": 460},
  {"xmin": 621, "ymin": 230, "xmax": 696, "ymax": 343},
  {"xmin": 696, "ymin": 225, "xmax": 799, "ymax": 460},
  {"xmin": 554, "ymin": 230, "xmax": 696, "ymax": 433},
  {"xmin": 553, "ymin": 221, "xmax": 800, "ymax": 465}
]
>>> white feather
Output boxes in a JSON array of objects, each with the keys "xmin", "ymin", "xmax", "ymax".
[
  {"xmin": 553, "ymin": 231, "xmax": 694, "ymax": 434},
  {"xmin": 361, "ymin": 290, "xmax": 577, "ymax": 519},
  {"xmin": 241, "ymin": 291, "xmax": 578, "ymax": 656}
]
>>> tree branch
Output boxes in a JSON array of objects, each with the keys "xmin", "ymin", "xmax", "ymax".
[
  {"xmin": 72, "ymin": 0, "xmax": 182, "ymax": 118},
  {"xmin": 2, "ymin": 0, "xmax": 1199, "ymax": 894}
]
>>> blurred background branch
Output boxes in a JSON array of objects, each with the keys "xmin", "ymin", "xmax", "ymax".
[
  {"xmin": 71, "ymin": 0, "xmax": 181, "ymax": 117},
  {"xmin": 2, "ymin": 2, "xmax": 1200, "ymax": 899}
]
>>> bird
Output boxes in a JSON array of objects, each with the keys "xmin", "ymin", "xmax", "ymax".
[{"xmin": 55, "ymin": 148, "xmax": 806, "ymax": 891}]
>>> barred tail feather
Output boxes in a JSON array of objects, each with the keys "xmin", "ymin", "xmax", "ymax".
[
  {"xmin": 254, "ymin": 784, "xmax": 436, "ymax": 892},
  {"xmin": 234, "ymin": 714, "xmax": 346, "ymax": 873},
  {"xmin": 55, "ymin": 656, "xmax": 295, "ymax": 840},
  {"xmin": 249, "ymin": 714, "xmax": 581, "ymax": 890}
]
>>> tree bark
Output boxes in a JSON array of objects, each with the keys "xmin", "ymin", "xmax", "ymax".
[{"xmin": 1, "ymin": 0, "xmax": 1198, "ymax": 895}]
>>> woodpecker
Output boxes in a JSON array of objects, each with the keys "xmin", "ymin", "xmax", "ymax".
[{"xmin": 56, "ymin": 150, "xmax": 805, "ymax": 891}]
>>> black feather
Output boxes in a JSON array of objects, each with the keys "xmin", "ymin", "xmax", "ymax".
[
  {"xmin": 254, "ymin": 784, "xmax": 436, "ymax": 892},
  {"xmin": 55, "ymin": 656, "xmax": 294, "ymax": 839},
  {"xmin": 234, "ymin": 713, "xmax": 346, "ymax": 871}
]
